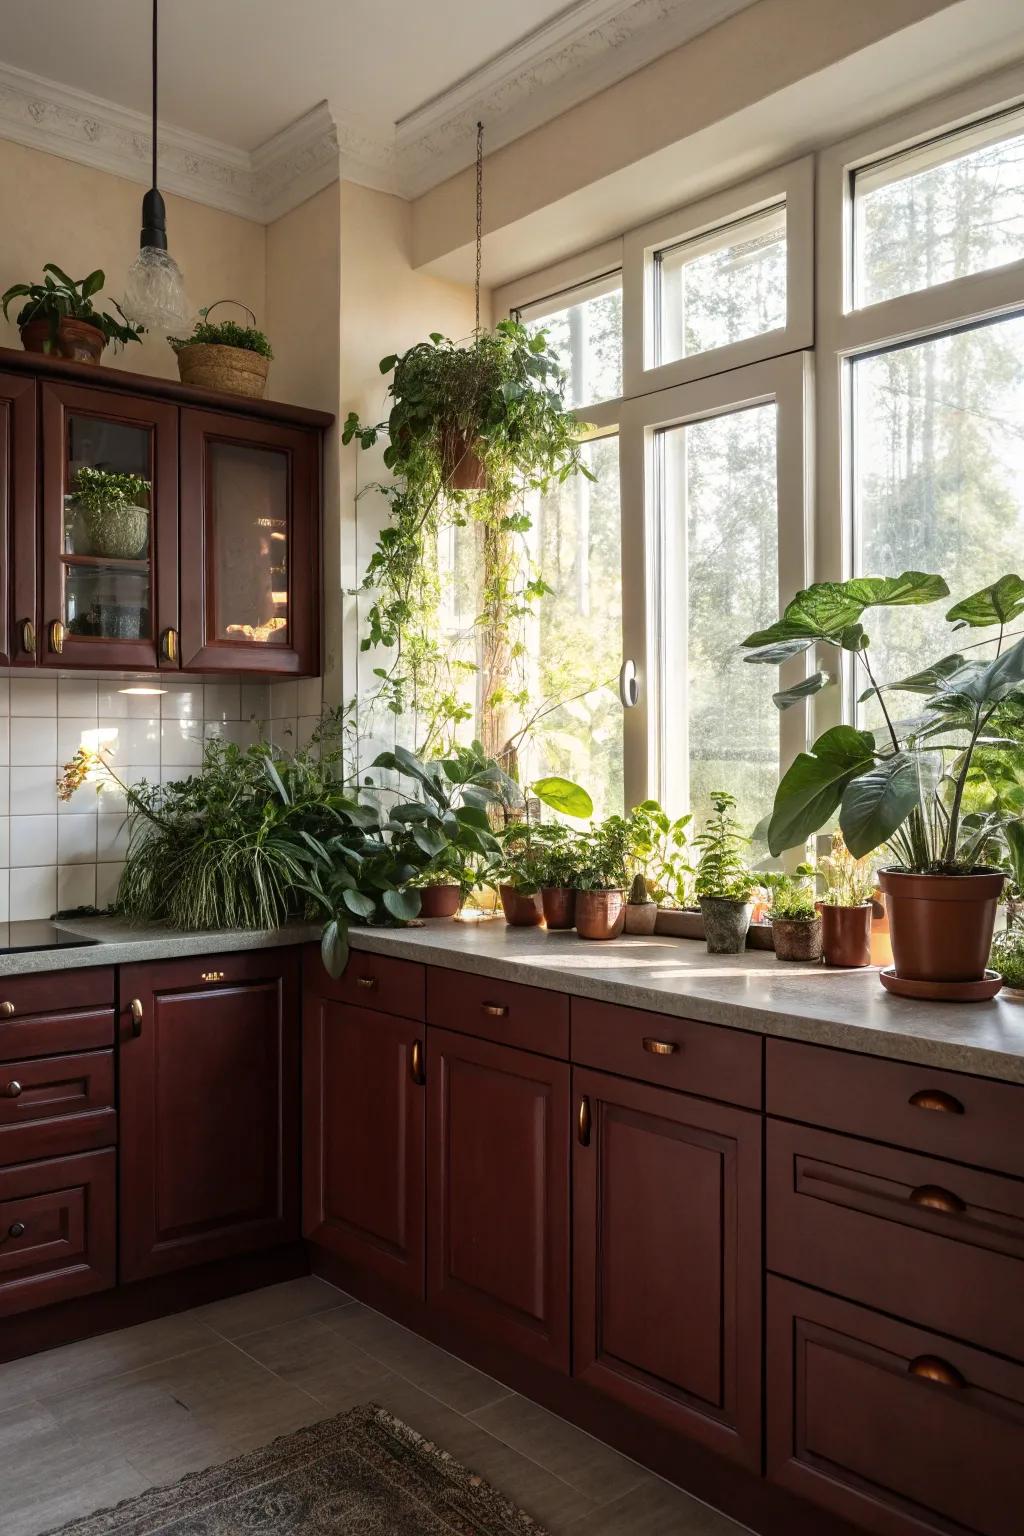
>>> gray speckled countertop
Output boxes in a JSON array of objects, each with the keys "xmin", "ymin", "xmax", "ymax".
[{"xmin": 8, "ymin": 914, "xmax": 1024, "ymax": 1085}]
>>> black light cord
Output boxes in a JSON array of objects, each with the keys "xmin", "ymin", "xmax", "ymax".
[{"xmin": 151, "ymin": 0, "xmax": 158, "ymax": 190}]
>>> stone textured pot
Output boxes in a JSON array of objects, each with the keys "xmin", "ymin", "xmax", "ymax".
[
  {"xmin": 879, "ymin": 868, "xmax": 1005, "ymax": 984},
  {"xmin": 499, "ymin": 884, "xmax": 544, "ymax": 927},
  {"xmin": 698, "ymin": 896, "xmax": 752, "ymax": 954},
  {"xmin": 575, "ymin": 889, "xmax": 626, "ymax": 940},
  {"xmin": 417, "ymin": 884, "xmax": 461, "ymax": 919},
  {"xmin": 541, "ymin": 887, "xmax": 576, "ymax": 930},
  {"xmin": 80, "ymin": 502, "xmax": 150, "ymax": 559},
  {"xmin": 820, "ymin": 903, "xmax": 873, "ymax": 968},
  {"xmin": 624, "ymin": 901, "xmax": 658, "ymax": 935},
  {"xmin": 772, "ymin": 915, "xmax": 823, "ymax": 962},
  {"xmin": 21, "ymin": 316, "xmax": 106, "ymax": 363}
]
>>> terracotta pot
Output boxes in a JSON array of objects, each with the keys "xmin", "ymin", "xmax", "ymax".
[
  {"xmin": 417, "ymin": 884, "xmax": 462, "ymax": 919},
  {"xmin": 772, "ymin": 915, "xmax": 823, "ymax": 963},
  {"xmin": 441, "ymin": 424, "xmax": 487, "ymax": 491},
  {"xmin": 624, "ymin": 901, "xmax": 658, "ymax": 935},
  {"xmin": 21, "ymin": 316, "xmax": 106, "ymax": 363},
  {"xmin": 820, "ymin": 903, "xmax": 873, "ymax": 968},
  {"xmin": 698, "ymin": 896, "xmax": 752, "ymax": 954},
  {"xmin": 499, "ymin": 884, "xmax": 544, "ymax": 927},
  {"xmin": 541, "ymin": 887, "xmax": 576, "ymax": 930},
  {"xmin": 878, "ymin": 867, "xmax": 1006, "ymax": 983},
  {"xmin": 575, "ymin": 889, "xmax": 626, "ymax": 941}
]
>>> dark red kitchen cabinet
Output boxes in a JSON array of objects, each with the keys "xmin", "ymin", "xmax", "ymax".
[
  {"xmin": 303, "ymin": 997, "xmax": 425, "ymax": 1298},
  {"xmin": 1, "ymin": 370, "xmax": 36, "ymax": 667},
  {"xmin": 118, "ymin": 950, "xmax": 300, "ymax": 1281},
  {"xmin": 573, "ymin": 1067, "xmax": 762, "ymax": 1469},
  {"xmin": 0, "ymin": 1149, "xmax": 116, "ymax": 1316},
  {"xmin": 426, "ymin": 1027, "xmax": 570, "ymax": 1370}
]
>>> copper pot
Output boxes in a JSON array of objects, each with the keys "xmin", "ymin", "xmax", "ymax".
[
  {"xmin": 771, "ymin": 915, "xmax": 823, "ymax": 963},
  {"xmin": 575, "ymin": 889, "xmax": 626, "ymax": 941},
  {"xmin": 878, "ymin": 868, "xmax": 1005, "ymax": 983},
  {"xmin": 21, "ymin": 316, "xmax": 106, "ymax": 363},
  {"xmin": 541, "ymin": 887, "xmax": 576, "ymax": 930},
  {"xmin": 417, "ymin": 884, "xmax": 461, "ymax": 919},
  {"xmin": 441, "ymin": 424, "xmax": 487, "ymax": 491},
  {"xmin": 820, "ymin": 903, "xmax": 873, "ymax": 968},
  {"xmin": 499, "ymin": 885, "xmax": 544, "ymax": 927}
]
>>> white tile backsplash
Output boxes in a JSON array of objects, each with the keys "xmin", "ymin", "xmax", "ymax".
[{"xmin": 0, "ymin": 670, "xmax": 322, "ymax": 920}]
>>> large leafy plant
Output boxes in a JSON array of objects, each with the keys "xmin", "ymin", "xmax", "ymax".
[
  {"xmin": 743, "ymin": 572, "xmax": 1024, "ymax": 869},
  {"xmin": 2, "ymin": 264, "xmax": 142, "ymax": 351}
]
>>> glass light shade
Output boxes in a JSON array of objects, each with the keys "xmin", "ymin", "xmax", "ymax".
[{"xmin": 122, "ymin": 246, "xmax": 191, "ymax": 335}]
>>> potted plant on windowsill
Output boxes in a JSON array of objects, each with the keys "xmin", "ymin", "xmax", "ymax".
[
  {"xmin": 497, "ymin": 825, "xmax": 546, "ymax": 926},
  {"xmin": 534, "ymin": 824, "xmax": 583, "ymax": 930},
  {"xmin": 169, "ymin": 302, "xmax": 273, "ymax": 399},
  {"xmin": 2, "ymin": 265, "xmax": 142, "ymax": 362},
  {"xmin": 742, "ymin": 571, "xmax": 1024, "ymax": 997},
  {"xmin": 765, "ymin": 865, "xmax": 822, "ymax": 962},
  {"xmin": 693, "ymin": 791, "xmax": 756, "ymax": 953},
  {"xmin": 818, "ymin": 830, "xmax": 875, "ymax": 968},
  {"xmin": 572, "ymin": 815, "xmax": 633, "ymax": 940},
  {"xmin": 624, "ymin": 871, "xmax": 658, "ymax": 934}
]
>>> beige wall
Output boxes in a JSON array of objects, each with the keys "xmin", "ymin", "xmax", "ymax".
[{"xmin": 0, "ymin": 137, "xmax": 265, "ymax": 378}]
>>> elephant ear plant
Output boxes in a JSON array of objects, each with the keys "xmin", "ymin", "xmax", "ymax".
[{"xmin": 742, "ymin": 571, "xmax": 1024, "ymax": 990}]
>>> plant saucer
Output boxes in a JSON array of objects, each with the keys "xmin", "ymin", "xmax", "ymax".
[{"xmin": 879, "ymin": 967, "xmax": 1003, "ymax": 1002}]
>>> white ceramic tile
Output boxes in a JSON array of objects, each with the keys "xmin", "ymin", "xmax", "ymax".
[
  {"xmin": 0, "ymin": 767, "xmax": 8, "ymax": 816},
  {"xmin": 97, "ymin": 685, "xmax": 162, "ymax": 719},
  {"xmin": 96, "ymin": 813, "xmax": 129, "ymax": 862},
  {"xmin": 269, "ymin": 681, "xmax": 297, "ymax": 719},
  {"xmin": 270, "ymin": 717, "xmax": 297, "ymax": 749},
  {"xmin": 58, "ymin": 716, "xmax": 105, "ymax": 762},
  {"xmin": 10, "ymin": 865, "xmax": 57, "ymax": 920},
  {"xmin": 57, "ymin": 679, "xmax": 98, "ymax": 718},
  {"xmin": 95, "ymin": 862, "xmax": 124, "ymax": 908},
  {"xmin": 0, "ymin": 877, "xmax": 10, "ymax": 922},
  {"xmin": 240, "ymin": 682, "xmax": 270, "ymax": 721},
  {"xmin": 114, "ymin": 718, "xmax": 160, "ymax": 765},
  {"xmin": 0, "ymin": 678, "xmax": 10, "ymax": 715},
  {"xmin": 296, "ymin": 716, "xmax": 320, "ymax": 750},
  {"xmin": 297, "ymin": 678, "xmax": 323, "ymax": 716},
  {"xmin": 160, "ymin": 684, "xmax": 203, "ymax": 720},
  {"xmin": 58, "ymin": 814, "xmax": 97, "ymax": 865},
  {"xmin": 160, "ymin": 719, "xmax": 204, "ymax": 766},
  {"xmin": 10, "ymin": 814, "xmax": 57, "ymax": 868},
  {"xmin": 59, "ymin": 778, "xmax": 106, "ymax": 815},
  {"xmin": 10, "ymin": 716, "xmax": 56, "ymax": 766},
  {"xmin": 10, "ymin": 765, "xmax": 58, "ymax": 816},
  {"xmin": 205, "ymin": 719, "xmax": 257, "ymax": 750},
  {"xmin": 58, "ymin": 864, "xmax": 97, "ymax": 910},
  {"xmin": 10, "ymin": 676, "xmax": 57, "ymax": 716},
  {"xmin": 0, "ymin": 717, "xmax": 12, "ymax": 764},
  {"xmin": 0, "ymin": 818, "xmax": 8, "ymax": 866},
  {"xmin": 203, "ymin": 682, "xmax": 241, "ymax": 721}
]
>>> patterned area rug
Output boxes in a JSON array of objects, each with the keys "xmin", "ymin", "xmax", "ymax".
[{"xmin": 45, "ymin": 1404, "xmax": 550, "ymax": 1535}]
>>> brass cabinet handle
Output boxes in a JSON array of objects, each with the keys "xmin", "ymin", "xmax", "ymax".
[
  {"xmin": 909, "ymin": 1184, "xmax": 965, "ymax": 1214},
  {"xmin": 578, "ymin": 1095, "xmax": 592, "ymax": 1147},
  {"xmin": 201, "ymin": 971, "xmax": 225, "ymax": 983},
  {"xmin": 0, "ymin": 1001, "xmax": 14, "ymax": 1018},
  {"xmin": 355, "ymin": 976, "xmax": 377, "ymax": 990},
  {"xmin": 20, "ymin": 620, "xmax": 35, "ymax": 656},
  {"xmin": 908, "ymin": 1088, "xmax": 964, "ymax": 1115},
  {"xmin": 162, "ymin": 627, "xmax": 179, "ymax": 663},
  {"xmin": 48, "ymin": 619, "xmax": 65, "ymax": 655},
  {"xmin": 4, "ymin": 1082, "xmax": 21, "ymax": 1099},
  {"xmin": 908, "ymin": 1354, "xmax": 965, "ymax": 1389},
  {"xmin": 410, "ymin": 1040, "xmax": 425, "ymax": 1086},
  {"xmin": 482, "ymin": 1003, "xmax": 509, "ymax": 1017},
  {"xmin": 6, "ymin": 1222, "xmax": 26, "ymax": 1241},
  {"xmin": 642, "ymin": 1037, "xmax": 678, "ymax": 1056},
  {"xmin": 129, "ymin": 997, "xmax": 144, "ymax": 1037}
]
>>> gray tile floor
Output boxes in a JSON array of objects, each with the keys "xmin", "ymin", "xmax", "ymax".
[{"xmin": 0, "ymin": 1277, "xmax": 752, "ymax": 1535}]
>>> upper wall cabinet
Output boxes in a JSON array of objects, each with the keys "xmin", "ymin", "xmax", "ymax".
[{"xmin": 1, "ymin": 346, "xmax": 329, "ymax": 677}]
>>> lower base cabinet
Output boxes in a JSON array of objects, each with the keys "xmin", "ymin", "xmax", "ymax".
[{"xmin": 0, "ymin": 1148, "xmax": 116, "ymax": 1316}]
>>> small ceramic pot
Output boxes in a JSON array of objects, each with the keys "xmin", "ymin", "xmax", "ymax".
[
  {"xmin": 21, "ymin": 316, "xmax": 106, "ymax": 363},
  {"xmin": 698, "ymin": 896, "xmax": 752, "ymax": 954},
  {"xmin": 575, "ymin": 889, "xmax": 626, "ymax": 940},
  {"xmin": 541, "ymin": 887, "xmax": 576, "ymax": 930},
  {"xmin": 499, "ymin": 884, "xmax": 544, "ymax": 927},
  {"xmin": 879, "ymin": 868, "xmax": 1005, "ymax": 983},
  {"xmin": 820, "ymin": 903, "xmax": 873, "ymax": 968},
  {"xmin": 417, "ymin": 884, "xmax": 462, "ymax": 919},
  {"xmin": 772, "ymin": 915, "xmax": 823, "ymax": 962},
  {"xmin": 624, "ymin": 901, "xmax": 658, "ymax": 935}
]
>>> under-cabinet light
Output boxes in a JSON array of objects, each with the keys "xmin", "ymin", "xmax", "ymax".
[{"xmin": 118, "ymin": 686, "xmax": 167, "ymax": 696}]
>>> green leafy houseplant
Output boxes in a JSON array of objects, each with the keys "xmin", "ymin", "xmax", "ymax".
[
  {"xmin": 627, "ymin": 799, "xmax": 694, "ymax": 908},
  {"xmin": 693, "ymin": 792, "xmax": 755, "ymax": 954},
  {"xmin": 764, "ymin": 864, "xmax": 823, "ymax": 962},
  {"xmin": 68, "ymin": 467, "xmax": 151, "ymax": 560},
  {"xmin": 991, "ymin": 928, "xmax": 1024, "ymax": 991},
  {"xmin": 2, "ymin": 264, "xmax": 142, "ymax": 356},
  {"xmin": 817, "ymin": 830, "xmax": 875, "ymax": 968},
  {"xmin": 573, "ymin": 815, "xmax": 633, "ymax": 940},
  {"xmin": 170, "ymin": 304, "xmax": 273, "ymax": 359}
]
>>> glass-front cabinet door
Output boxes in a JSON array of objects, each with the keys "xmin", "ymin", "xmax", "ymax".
[
  {"xmin": 179, "ymin": 409, "xmax": 319, "ymax": 674},
  {"xmin": 40, "ymin": 383, "xmax": 178, "ymax": 670},
  {"xmin": 0, "ymin": 372, "xmax": 36, "ymax": 668}
]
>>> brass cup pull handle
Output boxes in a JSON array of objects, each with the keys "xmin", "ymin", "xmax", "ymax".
[
  {"xmin": 6, "ymin": 1222, "xmax": 26, "ymax": 1241},
  {"xmin": 482, "ymin": 1003, "xmax": 509, "ymax": 1017},
  {"xmin": 642, "ymin": 1037, "xmax": 678, "ymax": 1056},
  {"xmin": 129, "ymin": 998, "xmax": 144, "ymax": 1038},
  {"xmin": 908, "ymin": 1354, "xmax": 965, "ymax": 1389},
  {"xmin": 0, "ymin": 1001, "xmax": 14, "ymax": 1018},
  {"xmin": 578, "ymin": 1096, "xmax": 592, "ymax": 1147},
  {"xmin": 162, "ymin": 627, "xmax": 179, "ymax": 663},
  {"xmin": 48, "ymin": 619, "xmax": 65, "ymax": 655},
  {"xmin": 909, "ymin": 1088, "xmax": 964, "ymax": 1115},
  {"xmin": 4, "ymin": 1082, "xmax": 21, "ymax": 1099},
  {"xmin": 20, "ymin": 620, "xmax": 35, "ymax": 656},
  {"xmin": 410, "ymin": 1040, "xmax": 425, "ymax": 1086},
  {"xmin": 355, "ymin": 976, "xmax": 377, "ymax": 990},
  {"xmin": 909, "ymin": 1184, "xmax": 965, "ymax": 1214}
]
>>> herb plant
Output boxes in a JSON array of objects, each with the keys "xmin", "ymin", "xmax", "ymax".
[
  {"xmin": 693, "ymin": 792, "xmax": 755, "ymax": 902},
  {"xmin": 2, "ymin": 265, "xmax": 142, "ymax": 351},
  {"xmin": 764, "ymin": 864, "xmax": 817, "ymax": 921},
  {"xmin": 70, "ymin": 467, "xmax": 150, "ymax": 514},
  {"xmin": 991, "ymin": 928, "xmax": 1024, "ymax": 989},
  {"xmin": 574, "ymin": 816, "xmax": 633, "ymax": 892},
  {"xmin": 819, "ymin": 830, "xmax": 876, "ymax": 907},
  {"xmin": 628, "ymin": 799, "xmax": 693, "ymax": 907},
  {"xmin": 170, "ymin": 303, "xmax": 273, "ymax": 358}
]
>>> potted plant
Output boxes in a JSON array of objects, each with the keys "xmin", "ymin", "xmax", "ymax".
[
  {"xmin": 412, "ymin": 845, "xmax": 472, "ymax": 919},
  {"xmin": 67, "ymin": 467, "xmax": 151, "ymax": 560},
  {"xmin": 818, "ymin": 830, "xmax": 875, "ymax": 968},
  {"xmin": 497, "ymin": 826, "xmax": 546, "ymax": 926},
  {"xmin": 624, "ymin": 872, "xmax": 658, "ymax": 935},
  {"xmin": 2, "ymin": 265, "xmax": 142, "ymax": 362},
  {"xmin": 742, "ymin": 571, "xmax": 1024, "ymax": 993},
  {"xmin": 991, "ymin": 927, "xmax": 1024, "ymax": 996},
  {"xmin": 693, "ymin": 792, "xmax": 755, "ymax": 953},
  {"xmin": 765, "ymin": 865, "xmax": 822, "ymax": 962},
  {"xmin": 535, "ymin": 825, "xmax": 583, "ymax": 930},
  {"xmin": 170, "ymin": 302, "xmax": 273, "ymax": 399},
  {"xmin": 573, "ymin": 815, "xmax": 631, "ymax": 940}
]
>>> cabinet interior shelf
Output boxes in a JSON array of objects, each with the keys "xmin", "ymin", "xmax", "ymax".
[{"xmin": 62, "ymin": 553, "xmax": 151, "ymax": 571}]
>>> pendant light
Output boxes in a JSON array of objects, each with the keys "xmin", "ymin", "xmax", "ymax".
[{"xmin": 122, "ymin": 0, "xmax": 191, "ymax": 335}]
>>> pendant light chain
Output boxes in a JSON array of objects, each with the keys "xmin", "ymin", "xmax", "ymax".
[
  {"xmin": 151, "ymin": 0, "xmax": 159, "ymax": 190},
  {"xmin": 475, "ymin": 120, "xmax": 484, "ymax": 335}
]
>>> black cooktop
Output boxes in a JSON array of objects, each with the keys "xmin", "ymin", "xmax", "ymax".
[{"xmin": 0, "ymin": 921, "xmax": 101, "ymax": 955}]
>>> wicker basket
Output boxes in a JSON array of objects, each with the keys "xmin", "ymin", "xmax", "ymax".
[{"xmin": 175, "ymin": 342, "xmax": 269, "ymax": 399}]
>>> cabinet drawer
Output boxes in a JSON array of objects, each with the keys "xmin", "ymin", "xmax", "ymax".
[
  {"xmin": 427, "ymin": 968, "xmax": 569, "ymax": 1056},
  {"xmin": 0, "ymin": 969, "xmax": 114, "ymax": 1062},
  {"xmin": 0, "ymin": 1007, "xmax": 115, "ymax": 1063},
  {"xmin": 767, "ymin": 1277, "xmax": 1024, "ymax": 1536},
  {"xmin": 304, "ymin": 944, "xmax": 424, "ymax": 1021},
  {"xmin": 767, "ymin": 1037, "xmax": 1024, "ymax": 1177},
  {"xmin": 767, "ymin": 1119, "xmax": 1024, "ymax": 1360},
  {"xmin": 572, "ymin": 999, "xmax": 761, "ymax": 1108},
  {"xmin": 0, "ymin": 1149, "xmax": 116, "ymax": 1317}
]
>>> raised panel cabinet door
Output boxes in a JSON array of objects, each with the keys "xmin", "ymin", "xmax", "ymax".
[
  {"xmin": 179, "ymin": 408, "xmax": 320, "ymax": 675},
  {"xmin": 39, "ymin": 382, "xmax": 179, "ymax": 670},
  {"xmin": 303, "ymin": 997, "xmax": 425, "ymax": 1298},
  {"xmin": 426, "ymin": 1027, "xmax": 571, "ymax": 1371},
  {"xmin": 119, "ymin": 951, "xmax": 300, "ymax": 1281},
  {"xmin": 573, "ymin": 1068, "xmax": 762, "ymax": 1470},
  {"xmin": 0, "ymin": 371, "xmax": 36, "ymax": 668}
]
